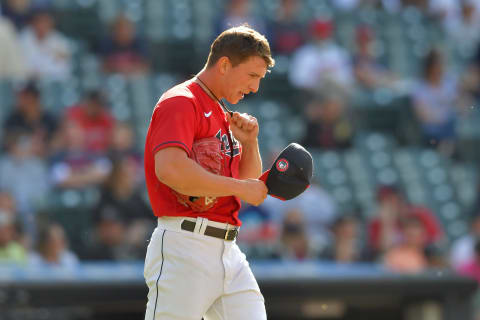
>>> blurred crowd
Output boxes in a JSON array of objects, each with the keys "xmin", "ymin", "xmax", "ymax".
[{"xmin": 0, "ymin": 0, "xmax": 480, "ymax": 294}]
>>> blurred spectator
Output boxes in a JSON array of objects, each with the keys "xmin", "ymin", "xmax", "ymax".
[
  {"xmin": 93, "ymin": 156, "xmax": 154, "ymax": 253},
  {"xmin": 368, "ymin": 185, "xmax": 444, "ymax": 257},
  {"xmin": 428, "ymin": 0, "xmax": 459, "ymax": 24},
  {"xmin": 271, "ymin": 209, "xmax": 319, "ymax": 261},
  {"xmin": 3, "ymin": 81, "xmax": 58, "ymax": 155},
  {"xmin": 81, "ymin": 208, "xmax": 140, "ymax": 261},
  {"xmin": 29, "ymin": 223, "xmax": 79, "ymax": 268},
  {"xmin": 109, "ymin": 122, "xmax": 142, "ymax": 169},
  {"xmin": 215, "ymin": 0, "xmax": 266, "ymax": 36},
  {"xmin": 459, "ymin": 42, "xmax": 480, "ymax": 111},
  {"xmin": 99, "ymin": 14, "xmax": 149, "ymax": 75},
  {"xmin": 402, "ymin": 0, "xmax": 429, "ymax": 11},
  {"xmin": 301, "ymin": 89, "xmax": 354, "ymax": 150},
  {"xmin": 457, "ymin": 238, "xmax": 480, "ymax": 283},
  {"xmin": 18, "ymin": 8, "xmax": 72, "ymax": 80},
  {"xmin": 65, "ymin": 90, "xmax": 115, "ymax": 155},
  {"xmin": 266, "ymin": 0, "xmax": 305, "ymax": 56},
  {"xmin": 0, "ymin": 190, "xmax": 27, "ymax": 248},
  {"xmin": 237, "ymin": 204, "xmax": 278, "ymax": 259},
  {"xmin": 446, "ymin": 0, "xmax": 480, "ymax": 48},
  {"xmin": 0, "ymin": 190, "xmax": 16, "ymax": 214},
  {"xmin": 49, "ymin": 120, "xmax": 111, "ymax": 190},
  {"xmin": 411, "ymin": 49, "xmax": 459, "ymax": 156},
  {"xmin": 320, "ymin": 214, "xmax": 367, "ymax": 263},
  {"xmin": 1, "ymin": 0, "xmax": 34, "ymax": 30},
  {"xmin": 451, "ymin": 214, "xmax": 480, "ymax": 269},
  {"xmin": 383, "ymin": 216, "xmax": 429, "ymax": 273},
  {"xmin": 0, "ymin": 131, "xmax": 49, "ymax": 236},
  {"xmin": 262, "ymin": 181, "xmax": 338, "ymax": 251},
  {"xmin": 353, "ymin": 25, "xmax": 400, "ymax": 91},
  {"xmin": 0, "ymin": 209, "xmax": 27, "ymax": 264},
  {"xmin": 0, "ymin": 15, "xmax": 27, "ymax": 79},
  {"xmin": 289, "ymin": 18, "xmax": 353, "ymax": 94}
]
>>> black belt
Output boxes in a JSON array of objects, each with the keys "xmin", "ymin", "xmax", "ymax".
[{"xmin": 181, "ymin": 220, "xmax": 238, "ymax": 241}]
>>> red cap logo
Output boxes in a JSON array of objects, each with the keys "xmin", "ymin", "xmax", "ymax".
[{"xmin": 276, "ymin": 158, "xmax": 289, "ymax": 172}]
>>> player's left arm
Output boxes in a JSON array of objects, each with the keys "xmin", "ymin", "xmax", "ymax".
[{"xmin": 228, "ymin": 112, "xmax": 262, "ymax": 179}]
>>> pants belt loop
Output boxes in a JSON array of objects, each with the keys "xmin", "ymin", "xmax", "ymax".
[
  {"xmin": 199, "ymin": 218, "xmax": 209, "ymax": 235},
  {"xmin": 194, "ymin": 217, "xmax": 204, "ymax": 234}
]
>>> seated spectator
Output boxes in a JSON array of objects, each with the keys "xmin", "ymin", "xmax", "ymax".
[
  {"xmin": 0, "ymin": 190, "xmax": 27, "ymax": 248},
  {"xmin": 0, "ymin": 209, "xmax": 26, "ymax": 264},
  {"xmin": 108, "ymin": 122, "xmax": 142, "ymax": 169},
  {"xmin": 320, "ymin": 214, "xmax": 367, "ymax": 263},
  {"xmin": 457, "ymin": 237, "xmax": 480, "ymax": 280},
  {"xmin": 271, "ymin": 209, "xmax": 319, "ymax": 261},
  {"xmin": 81, "ymin": 209, "xmax": 140, "ymax": 261},
  {"xmin": 428, "ymin": 0, "xmax": 459, "ymax": 25},
  {"xmin": 353, "ymin": 25, "xmax": 399, "ymax": 91},
  {"xmin": 237, "ymin": 204, "xmax": 279, "ymax": 259},
  {"xmin": 29, "ymin": 223, "xmax": 79, "ymax": 268},
  {"xmin": 99, "ymin": 14, "xmax": 149, "ymax": 75},
  {"xmin": 0, "ymin": 130, "xmax": 49, "ymax": 237},
  {"xmin": 451, "ymin": 213, "xmax": 480, "ymax": 269},
  {"xmin": 3, "ymin": 81, "xmax": 58, "ymax": 156},
  {"xmin": 0, "ymin": 190, "xmax": 16, "ymax": 214},
  {"xmin": 383, "ymin": 216, "xmax": 429, "ymax": 273},
  {"xmin": 456, "ymin": 238, "xmax": 480, "ymax": 320},
  {"xmin": 266, "ymin": 0, "xmax": 305, "ymax": 56},
  {"xmin": 289, "ymin": 18, "xmax": 353, "ymax": 94},
  {"xmin": 301, "ymin": 89, "xmax": 354, "ymax": 150},
  {"xmin": 65, "ymin": 90, "xmax": 115, "ymax": 155},
  {"xmin": 49, "ymin": 120, "xmax": 111, "ymax": 190},
  {"xmin": 0, "ymin": 15, "xmax": 27, "ymax": 79},
  {"xmin": 93, "ymin": 156, "xmax": 154, "ymax": 253},
  {"xmin": 18, "ymin": 8, "xmax": 72, "ymax": 80},
  {"xmin": 446, "ymin": 0, "xmax": 480, "ymax": 49},
  {"xmin": 262, "ymin": 181, "xmax": 338, "ymax": 251},
  {"xmin": 368, "ymin": 185, "xmax": 444, "ymax": 258},
  {"xmin": 215, "ymin": 0, "xmax": 266, "ymax": 36},
  {"xmin": 1, "ymin": 0, "xmax": 35, "ymax": 30},
  {"xmin": 411, "ymin": 49, "xmax": 459, "ymax": 156},
  {"xmin": 459, "ymin": 34, "xmax": 480, "ymax": 107}
]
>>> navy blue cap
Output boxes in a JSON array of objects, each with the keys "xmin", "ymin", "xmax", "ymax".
[{"xmin": 259, "ymin": 143, "xmax": 313, "ymax": 201}]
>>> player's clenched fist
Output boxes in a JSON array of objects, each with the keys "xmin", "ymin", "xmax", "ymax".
[
  {"xmin": 236, "ymin": 178, "xmax": 268, "ymax": 206},
  {"xmin": 227, "ymin": 112, "xmax": 259, "ymax": 144}
]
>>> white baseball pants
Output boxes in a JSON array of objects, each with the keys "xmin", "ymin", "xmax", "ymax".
[{"xmin": 144, "ymin": 216, "xmax": 267, "ymax": 320}]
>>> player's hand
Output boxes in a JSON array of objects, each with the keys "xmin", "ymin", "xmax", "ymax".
[
  {"xmin": 227, "ymin": 112, "xmax": 259, "ymax": 144},
  {"xmin": 236, "ymin": 178, "xmax": 268, "ymax": 206}
]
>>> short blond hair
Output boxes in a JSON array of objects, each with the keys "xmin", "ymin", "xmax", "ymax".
[{"xmin": 206, "ymin": 25, "xmax": 275, "ymax": 69}]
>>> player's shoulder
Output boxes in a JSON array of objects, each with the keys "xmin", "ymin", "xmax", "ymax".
[{"xmin": 158, "ymin": 79, "xmax": 196, "ymax": 104}]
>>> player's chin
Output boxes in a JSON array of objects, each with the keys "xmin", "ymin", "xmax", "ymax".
[{"xmin": 227, "ymin": 92, "xmax": 244, "ymax": 104}]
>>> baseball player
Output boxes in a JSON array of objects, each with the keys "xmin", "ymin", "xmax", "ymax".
[{"xmin": 143, "ymin": 25, "xmax": 275, "ymax": 320}]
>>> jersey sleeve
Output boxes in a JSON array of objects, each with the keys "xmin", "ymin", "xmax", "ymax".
[{"xmin": 149, "ymin": 96, "xmax": 197, "ymax": 157}]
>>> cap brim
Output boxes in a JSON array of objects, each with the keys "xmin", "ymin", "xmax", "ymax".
[{"xmin": 259, "ymin": 170, "xmax": 270, "ymax": 183}]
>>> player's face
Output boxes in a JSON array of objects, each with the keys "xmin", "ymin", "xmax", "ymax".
[{"xmin": 223, "ymin": 56, "xmax": 268, "ymax": 104}]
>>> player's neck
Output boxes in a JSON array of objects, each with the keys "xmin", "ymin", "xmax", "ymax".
[{"xmin": 195, "ymin": 68, "xmax": 224, "ymax": 101}]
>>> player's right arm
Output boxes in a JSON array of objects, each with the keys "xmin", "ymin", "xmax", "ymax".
[{"xmin": 154, "ymin": 147, "xmax": 267, "ymax": 206}]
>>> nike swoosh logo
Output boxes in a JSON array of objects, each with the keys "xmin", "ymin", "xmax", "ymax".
[{"xmin": 204, "ymin": 111, "xmax": 212, "ymax": 118}]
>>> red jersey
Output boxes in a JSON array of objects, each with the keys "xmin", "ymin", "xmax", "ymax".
[
  {"xmin": 368, "ymin": 206, "xmax": 444, "ymax": 250},
  {"xmin": 144, "ymin": 79, "xmax": 243, "ymax": 226},
  {"xmin": 66, "ymin": 104, "xmax": 114, "ymax": 153}
]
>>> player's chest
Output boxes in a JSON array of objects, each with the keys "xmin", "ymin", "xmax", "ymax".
[{"xmin": 196, "ymin": 110, "xmax": 240, "ymax": 159}]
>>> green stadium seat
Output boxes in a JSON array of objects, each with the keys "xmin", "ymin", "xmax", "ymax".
[{"xmin": 41, "ymin": 188, "xmax": 98, "ymax": 254}]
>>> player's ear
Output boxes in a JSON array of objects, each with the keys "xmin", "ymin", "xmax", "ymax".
[{"xmin": 218, "ymin": 56, "xmax": 231, "ymax": 75}]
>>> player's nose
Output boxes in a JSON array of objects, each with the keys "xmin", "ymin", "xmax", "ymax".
[{"xmin": 248, "ymin": 80, "xmax": 260, "ymax": 93}]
